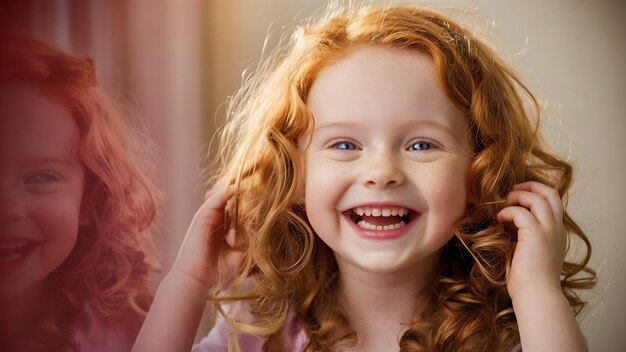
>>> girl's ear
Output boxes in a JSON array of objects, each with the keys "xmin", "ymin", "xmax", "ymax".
[
  {"xmin": 295, "ymin": 190, "xmax": 305, "ymax": 206},
  {"xmin": 294, "ymin": 150, "xmax": 306, "ymax": 206},
  {"xmin": 293, "ymin": 174, "xmax": 305, "ymax": 205}
]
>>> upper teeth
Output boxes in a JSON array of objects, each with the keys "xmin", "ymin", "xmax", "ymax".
[{"xmin": 353, "ymin": 207, "xmax": 409, "ymax": 217}]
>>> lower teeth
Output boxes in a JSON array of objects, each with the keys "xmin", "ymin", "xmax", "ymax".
[
  {"xmin": 0, "ymin": 253, "xmax": 24, "ymax": 262},
  {"xmin": 357, "ymin": 220, "xmax": 405, "ymax": 230}
]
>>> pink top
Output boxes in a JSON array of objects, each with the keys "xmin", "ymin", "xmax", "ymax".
[
  {"xmin": 192, "ymin": 302, "xmax": 522, "ymax": 352},
  {"xmin": 192, "ymin": 302, "xmax": 307, "ymax": 352},
  {"xmin": 72, "ymin": 306, "xmax": 132, "ymax": 352}
]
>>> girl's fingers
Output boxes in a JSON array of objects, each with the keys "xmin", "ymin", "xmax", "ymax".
[
  {"xmin": 513, "ymin": 181, "xmax": 563, "ymax": 222},
  {"xmin": 506, "ymin": 190, "xmax": 555, "ymax": 226},
  {"xmin": 199, "ymin": 183, "xmax": 228, "ymax": 212},
  {"xmin": 497, "ymin": 205, "xmax": 539, "ymax": 230},
  {"xmin": 499, "ymin": 182, "xmax": 566, "ymax": 246},
  {"xmin": 224, "ymin": 227, "xmax": 237, "ymax": 248},
  {"xmin": 195, "ymin": 183, "xmax": 236, "ymax": 229}
]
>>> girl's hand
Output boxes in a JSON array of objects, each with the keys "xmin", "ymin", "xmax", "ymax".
[
  {"xmin": 497, "ymin": 182, "xmax": 587, "ymax": 351},
  {"xmin": 497, "ymin": 181, "xmax": 567, "ymax": 300},
  {"xmin": 133, "ymin": 182, "xmax": 244, "ymax": 352},
  {"xmin": 169, "ymin": 181, "xmax": 244, "ymax": 292}
]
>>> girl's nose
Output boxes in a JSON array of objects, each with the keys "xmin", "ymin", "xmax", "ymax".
[{"xmin": 361, "ymin": 153, "xmax": 406, "ymax": 189}]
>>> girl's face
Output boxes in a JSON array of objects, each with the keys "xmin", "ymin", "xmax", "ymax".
[
  {"xmin": 0, "ymin": 85, "xmax": 86, "ymax": 299},
  {"xmin": 301, "ymin": 46, "xmax": 472, "ymax": 276}
]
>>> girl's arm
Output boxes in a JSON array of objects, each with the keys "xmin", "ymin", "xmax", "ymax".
[
  {"xmin": 498, "ymin": 181, "xmax": 587, "ymax": 352},
  {"xmin": 133, "ymin": 183, "xmax": 243, "ymax": 352}
]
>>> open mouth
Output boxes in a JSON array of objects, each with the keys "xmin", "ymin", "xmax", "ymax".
[
  {"xmin": 345, "ymin": 206, "xmax": 418, "ymax": 231},
  {"xmin": 0, "ymin": 239, "xmax": 37, "ymax": 263}
]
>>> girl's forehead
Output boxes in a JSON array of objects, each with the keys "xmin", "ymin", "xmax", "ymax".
[
  {"xmin": 314, "ymin": 45, "xmax": 434, "ymax": 80},
  {"xmin": 0, "ymin": 84, "xmax": 80, "ymax": 161},
  {"xmin": 307, "ymin": 45, "xmax": 466, "ymax": 137}
]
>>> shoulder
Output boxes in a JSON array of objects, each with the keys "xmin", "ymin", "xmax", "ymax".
[
  {"xmin": 192, "ymin": 300, "xmax": 308, "ymax": 352},
  {"xmin": 71, "ymin": 306, "xmax": 133, "ymax": 352}
]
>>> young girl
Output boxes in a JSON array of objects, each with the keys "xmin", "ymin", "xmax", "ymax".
[
  {"xmin": 135, "ymin": 4, "xmax": 596, "ymax": 351},
  {"xmin": 0, "ymin": 35, "xmax": 159, "ymax": 351}
]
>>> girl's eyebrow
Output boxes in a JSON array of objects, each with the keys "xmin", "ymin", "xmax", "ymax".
[
  {"xmin": 398, "ymin": 119, "xmax": 461, "ymax": 139},
  {"xmin": 314, "ymin": 118, "xmax": 460, "ymax": 139},
  {"xmin": 314, "ymin": 121, "xmax": 361, "ymax": 132},
  {"xmin": 21, "ymin": 157, "xmax": 76, "ymax": 167}
]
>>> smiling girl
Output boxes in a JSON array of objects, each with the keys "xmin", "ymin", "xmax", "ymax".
[
  {"xmin": 0, "ymin": 36, "xmax": 159, "ymax": 351},
  {"xmin": 135, "ymin": 4, "xmax": 596, "ymax": 351}
]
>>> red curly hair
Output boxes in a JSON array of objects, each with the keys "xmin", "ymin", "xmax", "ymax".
[
  {"xmin": 208, "ymin": 4, "xmax": 596, "ymax": 351},
  {"xmin": 0, "ymin": 35, "xmax": 159, "ymax": 351}
]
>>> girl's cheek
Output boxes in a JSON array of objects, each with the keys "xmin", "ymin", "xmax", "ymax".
[{"xmin": 28, "ymin": 187, "xmax": 84, "ymax": 224}]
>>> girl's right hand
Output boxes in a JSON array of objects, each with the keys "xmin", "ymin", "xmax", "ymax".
[
  {"xmin": 132, "ymin": 182, "xmax": 243, "ymax": 352},
  {"xmin": 169, "ymin": 181, "xmax": 244, "ymax": 292}
]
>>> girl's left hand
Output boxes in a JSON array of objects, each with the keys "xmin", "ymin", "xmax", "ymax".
[{"xmin": 497, "ymin": 181, "xmax": 567, "ymax": 300}]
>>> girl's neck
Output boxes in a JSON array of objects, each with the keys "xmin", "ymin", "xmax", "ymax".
[{"xmin": 335, "ymin": 251, "xmax": 440, "ymax": 350}]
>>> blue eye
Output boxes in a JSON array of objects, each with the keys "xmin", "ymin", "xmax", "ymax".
[
  {"xmin": 332, "ymin": 141, "xmax": 357, "ymax": 151},
  {"xmin": 25, "ymin": 173, "xmax": 60, "ymax": 184},
  {"xmin": 408, "ymin": 141, "xmax": 434, "ymax": 151}
]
